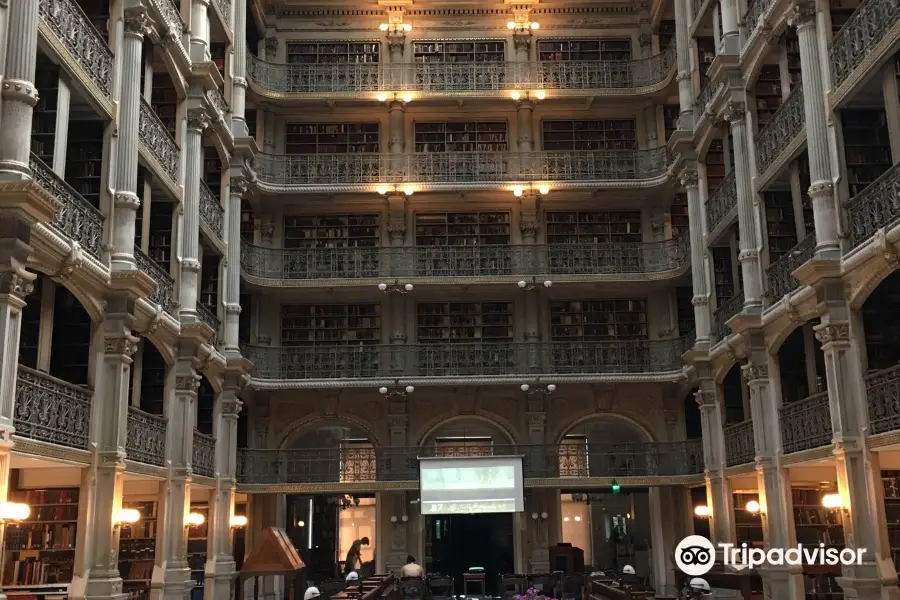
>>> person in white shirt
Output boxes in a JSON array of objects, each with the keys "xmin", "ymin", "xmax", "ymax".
[{"xmin": 400, "ymin": 555, "xmax": 424, "ymax": 578}]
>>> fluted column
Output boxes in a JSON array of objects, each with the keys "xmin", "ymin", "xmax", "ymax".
[
  {"xmin": 231, "ymin": 0, "xmax": 248, "ymax": 138},
  {"xmin": 743, "ymin": 340, "xmax": 804, "ymax": 600},
  {"xmin": 681, "ymin": 170, "xmax": 711, "ymax": 343},
  {"xmin": 180, "ymin": 110, "xmax": 210, "ymax": 320},
  {"xmin": 695, "ymin": 383, "xmax": 735, "ymax": 545},
  {"xmin": 111, "ymin": 12, "xmax": 153, "ymax": 272},
  {"xmin": 674, "ymin": 0, "xmax": 694, "ymax": 128},
  {"xmin": 719, "ymin": 0, "xmax": 740, "ymax": 53},
  {"xmin": 0, "ymin": 0, "xmax": 39, "ymax": 179},
  {"xmin": 791, "ymin": 4, "xmax": 839, "ymax": 258},
  {"xmin": 516, "ymin": 100, "xmax": 535, "ymax": 153},
  {"xmin": 190, "ymin": 0, "xmax": 211, "ymax": 62},
  {"xmin": 224, "ymin": 176, "xmax": 247, "ymax": 357},
  {"xmin": 724, "ymin": 101, "xmax": 763, "ymax": 311}
]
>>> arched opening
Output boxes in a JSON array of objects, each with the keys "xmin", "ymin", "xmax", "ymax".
[
  {"xmin": 861, "ymin": 270, "xmax": 900, "ymax": 438},
  {"xmin": 419, "ymin": 416, "xmax": 515, "ymax": 455}
]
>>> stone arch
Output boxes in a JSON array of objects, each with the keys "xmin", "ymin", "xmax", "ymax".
[
  {"xmin": 848, "ymin": 256, "xmax": 900, "ymax": 311},
  {"xmin": 26, "ymin": 269, "xmax": 104, "ymax": 323},
  {"xmin": 276, "ymin": 415, "xmax": 383, "ymax": 450},
  {"xmin": 416, "ymin": 413, "xmax": 518, "ymax": 448},
  {"xmin": 554, "ymin": 413, "xmax": 655, "ymax": 445}
]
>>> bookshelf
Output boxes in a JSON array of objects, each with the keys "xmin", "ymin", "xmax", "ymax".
[
  {"xmin": 784, "ymin": 34, "xmax": 802, "ymax": 91},
  {"xmin": 416, "ymin": 302, "xmax": 514, "ymax": 343},
  {"xmin": 139, "ymin": 339, "xmax": 166, "ymax": 415},
  {"xmin": 412, "ymin": 40, "xmax": 505, "ymax": 63},
  {"xmin": 281, "ymin": 304, "xmax": 381, "ymax": 346},
  {"xmin": 119, "ymin": 501, "xmax": 157, "ymax": 600},
  {"xmin": 671, "ymin": 194, "xmax": 689, "ymax": 239},
  {"xmin": 658, "ymin": 20, "xmax": 676, "ymax": 49},
  {"xmin": 241, "ymin": 200, "xmax": 254, "ymax": 242},
  {"xmin": 49, "ymin": 288, "xmax": 92, "ymax": 386},
  {"xmin": 663, "ymin": 104, "xmax": 680, "ymax": 141},
  {"xmin": 884, "ymin": 470, "xmax": 900, "ymax": 573},
  {"xmin": 842, "ymin": 109, "xmax": 892, "ymax": 197},
  {"xmin": 732, "ymin": 493, "xmax": 764, "ymax": 547},
  {"xmin": 151, "ymin": 74, "xmax": 178, "ymax": 139},
  {"xmin": 549, "ymin": 300, "xmax": 648, "ymax": 340},
  {"xmin": 829, "ymin": 0, "xmax": 860, "ymax": 32},
  {"xmin": 712, "ymin": 246, "xmax": 735, "ymax": 305},
  {"xmin": 65, "ymin": 120, "xmax": 105, "ymax": 209},
  {"xmin": 697, "ymin": 37, "xmax": 715, "ymax": 85},
  {"xmin": 792, "ymin": 488, "xmax": 844, "ymax": 546},
  {"xmin": 283, "ymin": 214, "xmax": 379, "ymax": 249},
  {"xmin": 149, "ymin": 201, "xmax": 174, "ymax": 272},
  {"xmin": 210, "ymin": 42, "xmax": 227, "ymax": 75},
  {"xmin": 285, "ymin": 41, "xmax": 380, "ymax": 64},
  {"xmin": 80, "ymin": 0, "xmax": 109, "ymax": 43},
  {"xmin": 542, "ymin": 120, "xmax": 636, "ymax": 151},
  {"xmin": 795, "ymin": 154, "xmax": 816, "ymax": 235},
  {"xmin": 187, "ymin": 503, "xmax": 209, "ymax": 600},
  {"xmin": 204, "ymin": 147, "xmax": 222, "ymax": 198},
  {"xmin": 3, "ymin": 487, "xmax": 79, "ymax": 598},
  {"xmin": 414, "ymin": 122, "xmax": 508, "ymax": 153},
  {"xmin": 32, "ymin": 67, "xmax": 59, "ymax": 164},
  {"xmin": 415, "ymin": 212, "xmax": 510, "ymax": 246},
  {"xmin": 546, "ymin": 211, "xmax": 642, "ymax": 244},
  {"xmin": 537, "ymin": 39, "xmax": 632, "ymax": 61},
  {"xmin": 200, "ymin": 254, "xmax": 220, "ymax": 310},
  {"xmin": 18, "ymin": 278, "xmax": 41, "ymax": 369},
  {"xmin": 284, "ymin": 123, "xmax": 379, "ymax": 154},
  {"xmin": 764, "ymin": 191, "xmax": 799, "ymax": 260},
  {"xmin": 676, "ymin": 286, "xmax": 694, "ymax": 336},
  {"xmin": 706, "ymin": 138, "xmax": 726, "ymax": 191},
  {"xmin": 755, "ymin": 65, "xmax": 784, "ymax": 129}
]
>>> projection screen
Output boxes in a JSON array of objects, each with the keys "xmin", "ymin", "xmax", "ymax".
[{"xmin": 419, "ymin": 455, "xmax": 524, "ymax": 515}]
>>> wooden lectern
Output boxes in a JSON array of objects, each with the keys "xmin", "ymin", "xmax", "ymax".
[
  {"xmin": 549, "ymin": 544, "xmax": 584, "ymax": 574},
  {"xmin": 240, "ymin": 527, "xmax": 306, "ymax": 600}
]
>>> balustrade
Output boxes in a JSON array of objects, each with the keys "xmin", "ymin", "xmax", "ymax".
[
  {"xmin": 192, "ymin": 430, "xmax": 216, "ymax": 477},
  {"xmin": 134, "ymin": 246, "xmax": 176, "ymax": 315},
  {"xmin": 153, "ymin": 0, "xmax": 184, "ymax": 38},
  {"xmin": 241, "ymin": 338, "xmax": 688, "ymax": 381},
  {"xmin": 206, "ymin": 88, "xmax": 228, "ymax": 116},
  {"xmin": 695, "ymin": 81, "xmax": 724, "ymax": 118},
  {"xmin": 706, "ymin": 170, "xmax": 738, "ymax": 234},
  {"xmin": 829, "ymin": 0, "xmax": 900, "ymax": 92},
  {"xmin": 766, "ymin": 232, "xmax": 816, "ymax": 300},
  {"xmin": 139, "ymin": 98, "xmax": 180, "ymax": 184},
  {"xmin": 210, "ymin": 0, "xmax": 231, "ymax": 26},
  {"xmin": 713, "ymin": 291, "xmax": 744, "ymax": 340},
  {"xmin": 780, "ymin": 391, "xmax": 832, "ymax": 454},
  {"xmin": 846, "ymin": 161, "xmax": 900, "ymax": 251},
  {"xmin": 197, "ymin": 303, "xmax": 220, "ymax": 346},
  {"xmin": 199, "ymin": 181, "xmax": 225, "ymax": 240},
  {"xmin": 14, "ymin": 366, "xmax": 91, "ymax": 451},
  {"xmin": 866, "ymin": 364, "xmax": 900, "ymax": 435},
  {"xmin": 39, "ymin": 0, "xmax": 113, "ymax": 97},
  {"xmin": 741, "ymin": 0, "xmax": 775, "ymax": 38},
  {"xmin": 126, "ymin": 407, "xmax": 167, "ymax": 467},
  {"xmin": 236, "ymin": 441, "xmax": 704, "ymax": 485},
  {"xmin": 30, "ymin": 154, "xmax": 104, "ymax": 260},
  {"xmin": 723, "ymin": 420, "xmax": 756, "ymax": 466},
  {"xmin": 755, "ymin": 86, "xmax": 805, "ymax": 176}
]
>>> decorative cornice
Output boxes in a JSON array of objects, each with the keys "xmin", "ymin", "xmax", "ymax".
[
  {"xmin": 814, "ymin": 322, "xmax": 850, "ymax": 345},
  {"xmin": 741, "ymin": 363, "xmax": 769, "ymax": 383}
]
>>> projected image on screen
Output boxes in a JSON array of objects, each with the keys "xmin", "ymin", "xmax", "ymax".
[{"xmin": 419, "ymin": 456, "xmax": 524, "ymax": 515}]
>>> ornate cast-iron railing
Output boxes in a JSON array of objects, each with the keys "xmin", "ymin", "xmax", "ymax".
[
  {"xmin": 866, "ymin": 364, "xmax": 900, "ymax": 435},
  {"xmin": 126, "ymin": 407, "xmax": 167, "ymax": 467},
  {"xmin": 197, "ymin": 303, "xmax": 220, "ymax": 345},
  {"xmin": 741, "ymin": 0, "xmax": 774, "ymax": 36},
  {"xmin": 755, "ymin": 85, "xmax": 804, "ymax": 176},
  {"xmin": 241, "ymin": 339, "xmax": 689, "ymax": 381},
  {"xmin": 192, "ymin": 430, "xmax": 216, "ymax": 478},
  {"xmin": 30, "ymin": 154, "xmax": 104, "ymax": 260},
  {"xmin": 724, "ymin": 420, "xmax": 756, "ymax": 467},
  {"xmin": 154, "ymin": 0, "xmax": 184, "ymax": 38},
  {"xmin": 134, "ymin": 246, "xmax": 176, "ymax": 315},
  {"xmin": 846, "ymin": 161, "xmax": 900, "ymax": 251},
  {"xmin": 206, "ymin": 87, "xmax": 229, "ymax": 115},
  {"xmin": 39, "ymin": 0, "xmax": 113, "ymax": 97},
  {"xmin": 766, "ymin": 232, "xmax": 816, "ymax": 300},
  {"xmin": 713, "ymin": 290, "xmax": 744, "ymax": 340},
  {"xmin": 246, "ymin": 47, "xmax": 676, "ymax": 95},
  {"xmin": 199, "ymin": 181, "xmax": 225, "ymax": 240},
  {"xmin": 139, "ymin": 98, "xmax": 180, "ymax": 184},
  {"xmin": 240, "ymin": 239, "xmax": 689, "ymax": 281},
  {"xmin": 781, "ymin": 391, "xmax": 832, "ymax": 454},
  {"xmin": 694, "ymin": 81, "xmax": 724, "ymax": 119},
  {"xmin": 829, "ymin": 0, "xmax": 900, "ymax": 91},
  {"xmin": 706, "ymin": 170, "xmax": 737, "ymax": 234},
  {"xmin": 236, "ymin": 441, "xmax": 705, "ymax": 485},
  {"xmin": 14, "ymin": 365, "xmax": 91, "ymax": 451},
  {"xmin": 210, "ymin": 0, "xmax": 230, "ymax": 28},
  {"xmin": 254, "ymin": 149, "xmax": 672, "ymax": 187}
]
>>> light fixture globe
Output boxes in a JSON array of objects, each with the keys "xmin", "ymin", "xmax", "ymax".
[
  {"xmin": 116, "ymin": 508, "xmax": 141, "ymax": 525},
  {"xmin": 543, "ymin": 280, "xmax": 553, "ymax": 288},
  {"xmin": 379, "ymin": 387, "xmax": 389, "ymax": 394},
  {"xmin": 404, "ymin": 283, "xmax": 414, "ymax": 292},
  {"xmin": 187, "ymin": 512, "xmax": 205, "ymax": 527},
  {"xmin": 518, "ymin": 280, "xmax": 527, "ymax": 288},
  {"xmin": 538, "ymin": 185, "xmax": 549, "ymax": 194},
  {"xmin": 822, "ymin": 493, "xmax": 842, "ymax": 509},
  {"xmin": 693, "ymin": 505, "xmax": 711, "ymax": 518},
  {"xmin": 378, "ymin": 283, "xmax": 388, "ymax": 291},
  {"xmin": 546, "ymin": 384, "xmax": 557, "ymax": 392},
  {"xmin": 405, "ymin": 385, "xmax": 415, "ymax": 394},
  {"xmin": 507, "ymin": 21, "xmax": 516, "ymax": 29},
  {"xmin": 391, "ymin": 515, "xmax": 398, "ymax": 523},
  {"xmin": 401, "ymin": 515, "xmax": 409, "ymax": 522},
  {"xmin": 511, "ymin": 91, "xmax": 521, "ymax": 101},
  {"xmin": 541, "ymin": 511, "xmax": 548, "ymax": 519},
  {"xmin": 379, "ymin": 23, "xmax": 389, "ymax": 31},
  {"xmin": 0, "ymin": 502, "xmax": 30, "ymax": 522},
  {"xmin": 231, "ymin": 515, "xmax": 248, "ymax": 528},
  {"xmin": 530, "ymin": 22, "xmax": 539, "ymax": 29},
  {"xmin": 520, "ymin": 384, "xmax": 529, "ymax": 392},
  {"xmin": 535, "ymin": 92, "xmax": 546, "ymax": 101},
  {"xmin": 745, "ymin": 500, "xmax": 761, "ymax": 514},
  {"xmin": 403, "ymin": 24, "xmax": 412, "ymax": 31},
  {"xmin": 531, "ymin": 512, "xmax": 538, "ymax": 520}
]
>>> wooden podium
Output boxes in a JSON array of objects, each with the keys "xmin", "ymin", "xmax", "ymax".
[
  {"xmin": 240, "ymin": 527, "xmax": 306, "ymax": 599},
  {"xmin": 549, "ymin": 545, "xmax": 584, "ymax": 574}
]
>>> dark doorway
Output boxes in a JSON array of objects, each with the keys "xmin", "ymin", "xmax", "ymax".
[{"xmin": 426, "ymin": 513, "xmax": 514, "ymax": 595}]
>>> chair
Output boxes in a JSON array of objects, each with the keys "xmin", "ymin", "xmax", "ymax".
[
  {"xmin": 560, "ymin": 575, "xmax": 584, "ymax": 600},
  {"xmin": 500, "ymin": 575, "xmax": 528, "ymax": 600},
  {"xmin": 400, "ymin": 577, "xmax": 428, "ymax": 600},
  {"xmin": 427, "ymin": 575, "xmax": 454, "ymax": 600},
  {"xmin": 463, "ymin": 571, "xmax": 486, "ymax": 596},
  {"xmin": 530, "ymin": 574, "xmax": 556, "ymax": 597}
]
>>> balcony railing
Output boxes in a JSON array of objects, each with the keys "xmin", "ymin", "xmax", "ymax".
[
  {"xmin": 246, "ymin": 47, "xmax": 676, "ymax": 95},
  {"xmin": 126, "ymin": 407, "xmax": 167, "ymax": 467},
  {"xmin": 197, "ymin": 303, "xmax": 220, "ymax": 346},
  {"xmin": 694, "ymin": 81, "xmax": 724, "ymax": 118},
  {"xmin": 254, "ymin": 149, "xmax": 673, "ymax": 189},
  {"xmin": 829, "ymin": 0, "xmax": 900, "ymax": 92},
  {"xmin": 846, "ymin": 161, "xmax": 900, "ymax": 251},
  {"xmin": 192, "ymin": 430, "xmax": 216, "ymax": 477},
  {"xmin": 866, "ymin": 364, "xmax": 900, "ymax": 435},
  {"xmin": 240, "ymin": 239, "xmax": 689, "ymax": 282},
  {"xmin": 766, "ymin": 232, "xmax": 816, "ymax": 300},
  {"xmin": 199, "ymin": 181, "xmax": 224, "ymax": 240},
  {"xmin": 154, "ymin": 0, "xmax": 184, "ymax": 38},
  {"xmin": 236, "ymin": 441, "xmax": 704, "ymax": 485},
  {"xmin": 724, "ymin": 420, "xmax": 756, "ymax": 467},
  {"xmin": 206, "ymin": 87, "xmax": 228, "ymax": 116},
  {"xmin": 713, "ymin": 291, "xmax": 744, "ymax": 340},
  {"xmin": 740, "ymin": 0, "xmax": 775, "ymax": 36},
  {"xmin": 39, "ymin": 0, "xmax": 113, "ymax": 97},
  {"xmin": 139, "ymin": 98, "xmax": 179, "ymax": 184},
  {"xmin": 780, "ymin": 391, "xmax": 832, "ymax": 454},
  {"xmin": 755, "ymin": 85, "xmax": 805, "ymax": 176},
  {"xmin": 706, "ymin": 170, "xmax": 738, "ymax": 234},
  {"xmin": 30, "ymin": 154, "xmax": 104, "ymax": 260},
  {"xmin": 134, "ymin": 247, "xmax": 176, "ymax": 315},
  {"xmin": 241, "ymin": 339, "xmax": 689, "ymax": 382},
  {"xmin": 14, "ymin": 365, "xmax": 91, "ymax": 451},
  {"xmin": 210, "ymin": 0, "xmax": 230, "ymax": 29}
]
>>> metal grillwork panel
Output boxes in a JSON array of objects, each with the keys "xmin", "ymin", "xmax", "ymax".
[
  {"xmin": 741, "ymin": 0, "xmax": 775, "ymax": 37},
  {"xmin": 39, "ymin": 0, "xmax": 113, "ymax": 96},
  {"xmin": 866, "ymin": 364, "xmax": 900, "ymax": 435},
  {"xmin": 713, "ymin": 291, "xmax": 744, "ymax": 340},
  {"xmin": 723, "ymin": 420, "xmax": 756, "ymax": 467},
  {"xmin": 192, "ymin": 430, "xmax": 216, "ymax": 478},
  {"xmin": 197, "ymin": 303, "xmax": 220, "ymax": 346},
  {"xmin": 153, "ymin": 0, "xmax": 184, "ymax": 38},
  {"xmin": 846, "ymin": 162, "xmax": 900, "ymax": 251},
  {"xmin": 705, "ymin": 171, "xmax": 737, "ymax": 234},
  {"xmin": 30, "ymin": 154, "xmax": 104, "ymax": 260},
  {"xmin": 139, "ymin": 98, "xmax": 180, "ymax": 184},
  {"xmin": 766, "ymin": 233, "xmax": 816, "ymax": 300},
  {"xmin": 781, "ymin": 391, "xmax": 833, "ymax": 454},
  {"xmin": 755, "ymin": 86, "xmax": 805, "ymax": 176},
  {"xmin": 134, "ymin": 247, "xmax": 176, "ymax": 315},
  {"xmin": 830, "ymin": 0, "xmax": 900, "ymax": 90},
  {"xmin": 694, "ymin": 81, "xmax": 724, "ymax": 118},
  {"xmin": 126, "ymin": 407, "xmax": 167, "ymax": 467},
  {"xmin": 199, "ymin": 181, "xmax": 225, "ymax": 240},
  {"xmin": 14, "ymin": 366, "xmax": 91, "ymax": 450}
]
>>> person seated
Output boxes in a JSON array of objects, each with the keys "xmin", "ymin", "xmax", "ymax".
[{"xmin": 400, "ymin": 555, "xmax": 425, "ymax": 578}]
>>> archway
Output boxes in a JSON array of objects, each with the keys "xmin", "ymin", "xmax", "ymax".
[{"xmin": 419, "ymin": 415, "xmax": 517, "ymax": 455}]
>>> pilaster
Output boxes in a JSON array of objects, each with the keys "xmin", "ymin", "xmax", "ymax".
[
  {"xmin": 695, "ymin": 362, "xmax": 735, "ymax": 545},
  {"xmin": 681, "ymin": 169, "xmax": 711, "ymax": 345},
  {"xmin": 0, "ymin": 0, "xmax": 39, "ymax": 180},
  {"xmin": 180, "ymin": 108, "xmax": 211, "ymax": 321},
  {"xmin": 516, "ymin": 99, "xmax": 536, "ymax": 153}
]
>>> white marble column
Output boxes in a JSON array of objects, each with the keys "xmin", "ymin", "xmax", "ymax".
[
  {"xmin": 724, "ymin": 101, "xmax": 763, "ymax": 311},
  {"xmin": 180, "ymin": 110, "xmax": 210, "ymax": 321},
  {"xmin": 719, "ymin": 0, "xmax": 740, "ymax": 53},
  {"xmin": 516, "ymin": 99, "xmax": 535, "ymax": 153},
  {"xmin": 389, "ymin": 100, "xmax": 405, "ymax": 155},
  {"xmin": 52, "ymin": 75, "xmax": 71, "ymax": 176},
  {"xmin": 674, "ymin": 0, "xmax": 695, "ymax": 129},
  {"xmin": 0, "ymin": 0, "xmax": 39, "ymax": 179},
  {"xmin": 224, "ymin": 175, "xmax": 247, "ymax": 357},
  {"xmin": 695, "ymin": 384, "xmax": 735, "ymax": 545},
  {"xmin": 0, "ymin": 0, "xmax": 8, "ymax": 112},
  {"xmin": 792, "ymin": 5, "xmax": 840, "ymax": 258},
  {"xmin": 681, "ymin": 170, "xmax": 711, "ymax": 344},
  {"xmin": 231, "ymin": 0, "xmax": 248, "ymax": 138},
  {"xmin": 110, "ymin": 11, "xmax": 153, "ymax": 272},
  {"xmin": 190, "ymin": 0, "xmax": 211, "ymax": 62}
]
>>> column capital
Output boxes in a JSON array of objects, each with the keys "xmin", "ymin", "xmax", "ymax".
[
  {"xmin": 387, "ymin": 31, "xmax": 406, "ymax": 54},
  {"xmin": 186, "ymin": 109, "xmax": 211, "ymax": 132},
  {"xmin": 813, "ymin": 321, "xmax": 851, "ymax": 346},
  {"xmin": 679, "ymin": 169, "xmax": 700, "ymax": 188},
  {"xmin": 520, "ymin": 220, "xmax": 540, "ymax": 239},
  {"xmin": 695, "ymin": 388, "xmax": 718, "ymax": 407},
  {"xmin": 513, "ymin": 30, "xmax": 532, "ymax": 50},
  {"xmin": 787, "ymin": 2, "xmax": 816, "ymax": 28},
  {"xmin": 723, "ymin": 101, "xmax": 746, "ymax": 123},
  {"xmin": 104, "ymin": 333, "xmax": 139, "ymax": 358},
  {"xmin": 0, "ymin": 267, "xmax": 35, "ymax": 303},
  {"xmin": 741, "ymin": 362, "xmax": 769, "ymax": 383},
  {"xmin": 124, "ymin": 9, "xmax": 155, "ymax": 38},
  {"xmin": 230, "ymin": 176, "xmax": 249, "ymax": 197}
]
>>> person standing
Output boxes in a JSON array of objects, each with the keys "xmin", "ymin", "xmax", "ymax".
[{"xmin": 344, "ymin": 537, "xmax": 370, "ymax": 575}]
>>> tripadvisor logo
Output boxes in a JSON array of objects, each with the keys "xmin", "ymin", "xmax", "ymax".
[{"xmin": 674, "ymin": 535, "xmax": 867, "ymax": 577}]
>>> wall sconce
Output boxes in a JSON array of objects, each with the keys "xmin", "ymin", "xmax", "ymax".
[
  {"xmin": 511, "ymin": 184, "xmax": 550, "ymax": 197},
  {"xmin": 379, "ymin": 23, "xmax": 412, "ymax": 33},
  {"xmin": 821, "ymin": 493, "xmax": 844, "ymax": 510},
  {"xmin": 745, "ymin": 500, "xmax": 762, "ymax": 515},
  {"xmin": 377, "ymin": 280, "xmax": 414, "ymax": 294},
  {"xmin": 115, "ymin": 508, "xmax": 142, "ymax": 528},
  {"xmin": 507, "ymin": 21, "xmax": 539, "ymax": 31},
  {"xmin": 231, "ymin": 515, "xmax": 248, "ymax": 528},
  {"xmin": 390, "ymin": 515, "xmax": 409, "ymax": 524},
  {"xmin": 296, "ymin": 520, "xmax": 306, "ymax": 528},
  {"xmin": 530, "ymin": 512, "xmax": 548, "ymax": 520},
  {"xmin": 0, "ymin": 502, "xmax": 30, "ymax": 523},
  {"xmin": 510, "ymin": 90, "xmax": 546, "ymax": 101},
  {"xmin": 379, "ymin": 380, "xmax": 415, "ymax": 397},
  {"xmin": 375, "ymin": 184, "xmax": 415, "ymax": 196},
  {"xmin": 186, "ymin": 512, "xmax": 205, "ymax": 527},
  {"xmin": 694, "ymin": 505, "xmax": 711, "ymax": 518},
  {"xmin": 518, "ymin": 277, "xmax": 552, "ymax": 291},
  {"xmin": 375, "ymin": 92, "xmax": 414, "ymax": 104},
  {"xmin": 520, "ymin": 381, "xmax": 556, "ymax": 395}
]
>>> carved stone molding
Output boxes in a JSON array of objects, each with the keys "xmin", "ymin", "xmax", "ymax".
[
  {"xmin": 520, "ymin": 221, "xmax": 540, "ymax": 239},
  {"xmin": 741, "ymin": 363, "xmax": 769, "ymax": 383},
  {"xmin": 221, "ymin": 400, "xmax": 243, "ymax": 416},
  {"xmin": 176, "ymin": 374, "xmax": 202, "ymax": 391},
  {"xmin": 230, "ymin": 176, "xmax": 249, "ymax": 197},
  {"xmin": 679, "ymin": 170, "xmax": 699, "ymax": 189},
  {"xmin": 694, "ymin": 389, "xmax": 717, "ymax": 407},
  {"xmin": 186, "ymin": 109, "xmax": 211, "ymax": 132},
  {"xmin": 807, "ymin": 182, "xmax": 834, "ymax": 200},
  {"xmin": 0, "ymin": 268, "xmax": 36, "ymax": 300},
  {"xmin": 787, "ymin": 2, "xmax": 816, "ymax": 28},
  {"xmin": 124, "ymin": 10, "xmax": 154, "ymax": 38},
  {"xmin": 105, "ymin": 336, "xmax": 139, "ymax": 357},
  {"xmin": 815, "ymin": 323, "xmax": 851, "ymax": 345},
  {"xmin": 723, "ymin": 101, "xmax": 747, "ymax": 124}
]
